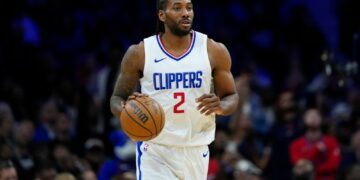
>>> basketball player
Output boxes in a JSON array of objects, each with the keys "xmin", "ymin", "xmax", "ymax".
[{"xmin": 110, "ymin": 0, "xmax": 238, "ymax": 179}]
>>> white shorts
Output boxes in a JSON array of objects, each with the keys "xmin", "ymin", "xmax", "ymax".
[{"xmin": 136, "ymin": 142, "xmax": 209, "ymax": 180}]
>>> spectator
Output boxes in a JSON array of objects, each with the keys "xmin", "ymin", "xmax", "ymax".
[
  {"xmin": 233, "ymin": 159, "xmax": 262, "ymax": 180},
  {"xmin": 0, "ymin": 160, "xmax": 18, "ymax": 180},
  {"xmin": 265, "ymin": 91, "xmax": 301, "ymax": 180},
  {"xmin": 0, "ymin": 141, "xmax": 14, "ymax": 161},
  {"xmin": 345, "ymin": 165, "xmax": 360, "ymax": 180},
  {"xmin": 0, "ymin": 102, "xmax": 15, "ymax": 141},
  {"xmin": 338, "ymin": 130, "xmax": 360, "ymax": 179},
  {"xmin": 80, "ymin": 169, "xmax": 97, "ymax": 180},
  {"xmin": 12, "ymin": 120, "xmax": 35, "ymax": 179},
  {"xmin": 209, "ymin": 130, "xmax": 231, "ymax": 179},
  {"xmin": 33, "ymin": 99, "xmax": 59, "ymax": 143},
  {"xmin": 34, "ymin": 161, "xmax": 57, "ymax": 180},
  {"xmin": 228, "ymin": 113, "xmax": 269, "ymax": 170},
  {"xmin": 98, "ymin": 131, "xmax": 136, "ymax": 180},
  {"xmin": 54, "ymin": 172, "xmax": 76, "ymax": 180},
  {"xmin": 110, "ymin": 172, "xmax": 136, "ymax": 180},
  {"xmin": 52, "ymin": 143, "xmax": 82, "ymax": 176},
  {"xmin": 232, "ymin": 73, "xmax": 274, "ymax": 138},
  {"xmin": 290, "ymin": 108, "xmax": 341, "ymax": 180},
  {"xmin": 83, "ymin": 138, "xmax": 106, "ymax": 173},
  {"xmin": 54, "ymin": 113, "xmax": 74, "ymax": 142},
  {"xmin": 52, "ymin": 112, "xmax": 80, "ymax": 153},
  {"xmin": 292, "ymin": 159, "xmax": 315, "ymax": 180}
]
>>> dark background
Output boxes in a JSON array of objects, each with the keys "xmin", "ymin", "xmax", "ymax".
[{"xmin": 0, "ymin": 0, "xmax": 359, "ymax": 179}]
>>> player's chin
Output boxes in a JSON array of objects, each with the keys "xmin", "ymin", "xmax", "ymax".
[
  {"xmin": 178, "ymin": 24, "xmax": 192, "ymax": 31},
  {"xmin": 182, "ymin": 26, "xmax": 192, "ymax": 32},
  {"xmin": 181, "ymin": 29, "xmax": 192, "ymax": 36}
]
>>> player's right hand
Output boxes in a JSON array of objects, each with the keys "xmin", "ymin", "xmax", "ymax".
[
  {"xmin": 127, "ymin": 92, "xmax": 149, "ymax": 100},
  {"xmin": 120, "ymin": 92, "xmax": 149, "ymax": 113}
]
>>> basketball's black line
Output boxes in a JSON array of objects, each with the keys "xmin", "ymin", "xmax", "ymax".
[
  {"xmin": 123, "ymin": 104, "xmax": 153, "ymax": 136},
  {"xmin": 151, "ymin": 101, "xmax": 164, "ymax": 132},
  {"xmin": 134, "ymin": 99, "xmax": 158, "ymax": 136},
  {"xmin": 124, "ymin": 103, "xmax": 153, "ymax": 136},
  {"xmin": 156, "ymin": 101, "xmax": 164, "ymax": 132}
]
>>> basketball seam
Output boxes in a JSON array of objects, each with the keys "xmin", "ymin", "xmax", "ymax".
[
  {"xmin": 154, "ymin": 101, "xmax": 164, "ymax": 131},
  {"xmin": 156, "ymin": 101, "xmax": 164, "ymax": 131},
  {"xmin": 123, "ymin": 105, "xmax": 153, "ymax": 136},
  {"xmin": 134, "ymin": 99, "xmax": 158, "ymax": 137}
]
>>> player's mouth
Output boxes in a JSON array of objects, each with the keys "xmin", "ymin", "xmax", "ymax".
[{"xmin": 179, "ymin": 20, "xmax": 191, "ymax": 28}]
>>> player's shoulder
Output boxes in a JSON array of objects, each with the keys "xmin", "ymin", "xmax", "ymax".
[
  {"xmin": 127, "ymin": 41, "xmax": 145, "ymax": 55},
  {"xmin": 124, "ymin": 41, "xmax": 145, "ymax": 61},
  {"xmin": 206, "ymin": 37, "xmax": 231, "ymax": 69},
  {"xmin": 207, "ymin": 38, "xmax": 228, "ymax": 54},
  {"xmin": 122, "ymin": 41, "xmax": 145, "ymax": 70}
]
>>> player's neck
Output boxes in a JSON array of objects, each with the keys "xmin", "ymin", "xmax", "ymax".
[{"xmin": 160, "ymin": 31, "xmax": 192, "ymax": 52}]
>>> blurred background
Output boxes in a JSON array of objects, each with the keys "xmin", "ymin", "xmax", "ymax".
[{"xmin": 0, "ymin": 0, "xmax": 359, "ymax": 179}]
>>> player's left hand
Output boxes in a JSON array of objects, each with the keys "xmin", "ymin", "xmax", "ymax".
[{"xmin": 196, "ymin": 93, "xmax": 223, "ymax": 116}]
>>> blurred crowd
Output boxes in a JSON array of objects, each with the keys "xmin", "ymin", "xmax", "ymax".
[{"xmin": 0, "ymin": 0, "xmax": 359, "ymax": 179}]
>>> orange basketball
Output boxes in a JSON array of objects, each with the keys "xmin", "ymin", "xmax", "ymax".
[{"xmin": 120, "ymin": 96, "xmax": 165, "ymax": 141}]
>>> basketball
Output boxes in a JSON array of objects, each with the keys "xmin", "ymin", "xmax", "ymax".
[{"xmin": 120, "ymin": 96, "xmax": 165, "ymax": 141}]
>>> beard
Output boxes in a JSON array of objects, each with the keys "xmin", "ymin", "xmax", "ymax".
[{"xmin": 167, "ymin": 19, "xmax": 192, "ymax": 37}]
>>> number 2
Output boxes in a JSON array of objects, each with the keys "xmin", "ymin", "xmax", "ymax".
[{"xmin": 173, "ymin": 92, "xmax": 185, "ymax": 113}]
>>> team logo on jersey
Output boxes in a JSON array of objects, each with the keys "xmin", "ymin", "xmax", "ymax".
[
  {"xmin": 153, "ymin": 71, "xmax": 203, "ymax": 90},
  {"xmin": 154, "ymin": 57, "xmax": 166, "ymax": 63}
]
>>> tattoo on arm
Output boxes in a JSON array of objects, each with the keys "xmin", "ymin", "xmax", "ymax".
[{"xmin": 110, "ymin": 44, "xmax": 143, "ymax": 117}]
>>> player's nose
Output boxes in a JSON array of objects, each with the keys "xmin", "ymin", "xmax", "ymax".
[{"xmin": 180, "ymin": 7, "xmax": 190, "ymax": 17}]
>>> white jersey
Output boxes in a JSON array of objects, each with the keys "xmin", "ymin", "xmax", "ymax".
[{"xmin": 140, "ymin": 31, "xmax": 215, "ymax": 146}]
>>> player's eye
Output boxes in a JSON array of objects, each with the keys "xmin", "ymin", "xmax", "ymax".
[
  {"xmin": 186, "ymin": 5, "xmax": 193, "ymax": 11},
  {"xmin": 173, "ymin": 6, "xmax": 181, "ymax": 11}
]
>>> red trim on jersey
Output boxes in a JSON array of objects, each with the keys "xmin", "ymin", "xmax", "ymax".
[{"xmin": 158, "ymin": 31, "xmax": 195, "ymax": 59}]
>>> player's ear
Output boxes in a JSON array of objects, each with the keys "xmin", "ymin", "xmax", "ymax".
[{"xmin": 158, "ymin": 10, "xmax": 166, "ymax": 23}]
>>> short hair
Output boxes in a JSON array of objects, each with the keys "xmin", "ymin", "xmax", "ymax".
[{"xmin": 156, "ymin": 0, "xmax": 168, "ymax": 33}]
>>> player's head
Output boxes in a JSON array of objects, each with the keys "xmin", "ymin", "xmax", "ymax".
[{"xmin": 156, "ymin": 0, "xmax": 194, "ymax": 36}]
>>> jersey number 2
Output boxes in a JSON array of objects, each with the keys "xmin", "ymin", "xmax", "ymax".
[{"xmin": 173, "ymin": 92, "xmax": 185, "ymax": 113}]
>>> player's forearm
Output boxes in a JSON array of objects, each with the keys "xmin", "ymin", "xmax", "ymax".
[
  {"xmin": 110, "ymin": 95, "xmax": 125, "ymax": 119},
  {"xmin": 219, "ymin": 93, "xmax": 239, "ymax": 116}
]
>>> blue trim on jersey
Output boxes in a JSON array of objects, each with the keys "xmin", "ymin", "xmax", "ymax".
[
  {"xmin": 156, "ymin": 31, "xmax": 196, "ymax": 61},
  {"xmin": 137, "ymin": 142, "xmax": 143, "ymax": 180}
]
